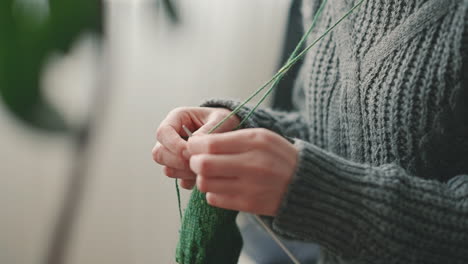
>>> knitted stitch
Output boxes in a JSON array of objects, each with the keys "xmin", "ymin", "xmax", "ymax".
[
  {"xmin": 176, "ymin": 190, "xmax": 242, "ymax": 264},
  {"xmin": 177, "ymin": 0, "xmax": 468, "ymax": 263}
]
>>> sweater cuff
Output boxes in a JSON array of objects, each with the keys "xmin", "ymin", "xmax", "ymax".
[
  {"xmin": 200, "ymin": 99, "xmax": 259, "ymax": 129},
  {"xmin": 272, "ymin": 139, "xmax": 375, "ymax": 258}
]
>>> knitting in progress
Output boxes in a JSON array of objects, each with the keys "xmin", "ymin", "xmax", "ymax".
[
  {"xmin": 176, "ymin": 190, "xmax": 242, "ymax": 264},
  {"xmin": 175, "ymin": 0, "xmax": 468, "ymax": 263},
  {"xmin": 175, "ymin": 0, "xmax": 362, "ymax": 263}
]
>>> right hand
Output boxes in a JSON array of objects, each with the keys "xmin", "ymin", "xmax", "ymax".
[{"xmin": 152, "ymin": 107, "xmax": 241, "ymax": 189}]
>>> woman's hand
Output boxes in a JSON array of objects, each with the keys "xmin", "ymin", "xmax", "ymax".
[
  {"xmin": 186, "ymin": 128, "xmax": 299, "ymax": 216},
  {"xmin": 152, "ymin": 107, "xmax": 240, "ymax": 189}
]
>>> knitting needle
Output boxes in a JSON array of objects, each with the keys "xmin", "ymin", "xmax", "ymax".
[
  {"xmin": 183, "ymin": 124, "xmax": 300, "ymax": 264},
  {"xmin": 253, "ymin": 215, "xmax": 300, "ymax": 264},
  {"xmin": 182, "ymin": 125, "xmax": 193, "ymax": 138}
]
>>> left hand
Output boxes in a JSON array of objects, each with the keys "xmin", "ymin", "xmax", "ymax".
[{"xmin": 186, "ymin": 128, "xmax": 299, "ymax": 216}]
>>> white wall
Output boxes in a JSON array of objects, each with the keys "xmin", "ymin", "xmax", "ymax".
[{"xmin": 0, "ymin": 0, "xmax": 290, "ymax": 263}]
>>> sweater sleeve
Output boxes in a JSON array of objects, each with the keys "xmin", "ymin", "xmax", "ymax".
[
  {"xmin": 273, "ymin": 139, "xmax": 468, "ymax": 263},
  {"xmin": 201, "ymin": 99, "xmax": 309, "ymax": 141}
]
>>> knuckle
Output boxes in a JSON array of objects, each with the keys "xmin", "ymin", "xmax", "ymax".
[
  {"xmin": 170, "ymin": 106, "xmax": 186, "ymax": 115},
  {"xmin": 163, "ymin": 167, "xmax": 173, "ymax": 177},
  {"xmin": 252, "ymin": 129, "xmax": 272, "ymax": 147},
  {"xmin": 245, "ymin": 129, "xmax": 257, "ymax": 139},
  {"xmin": 152, "ymin": 146, "xmax": 163, "ymax": 163},
  {"xmin": 180, "ymin": 180, "xmax": 194, "ymax": 190},
  {"xmin": 211, "ymin": 111, "xmax": 226, "ymax": 121},
  {"xmin": 155, "ymin": 126, "xmax": 165, "ymax": 141}
]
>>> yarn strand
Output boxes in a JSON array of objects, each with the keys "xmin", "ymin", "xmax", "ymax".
[
  {"xmin": 236, "ymin": 0, "xmax": 328, "ymax": 129},
  {"xmin": 175, "ymin": 179, "xmax": 182, "ymax": 221},
  {"xmin": 210, "ymin": 0, "xmax": 365, "ymax": 134}
]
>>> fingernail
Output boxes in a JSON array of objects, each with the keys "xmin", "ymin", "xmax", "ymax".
[{"xmin": 182, "ymin": 149, "xmax": 190, "ymax": 159}]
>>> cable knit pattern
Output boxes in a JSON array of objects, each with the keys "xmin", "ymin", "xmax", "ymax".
[{"xmin": 202, "ymin": 0, "xmax": 468, "ymax": 263}]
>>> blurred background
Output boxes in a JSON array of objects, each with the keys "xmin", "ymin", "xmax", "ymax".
[{"xmin": 0, "ymin": 0, "xmax": 291, "ymax": 263}]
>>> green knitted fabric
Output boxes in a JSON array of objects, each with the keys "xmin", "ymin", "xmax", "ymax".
[{"xmin": 176, "ymin": 189, "xmax": 242, "ymax": 264}]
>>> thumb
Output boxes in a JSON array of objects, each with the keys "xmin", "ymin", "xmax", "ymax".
[
  {"xmin": 193, "ymin": 109, "xmax": 240, "ymax": 136},
  {"xmin": 192, "ymin": 119, "xmax": 218, "ymax": 136}
]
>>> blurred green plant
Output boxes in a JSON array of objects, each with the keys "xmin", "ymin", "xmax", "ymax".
[
  {"xmin": 0, "ymin": 2, "xmax": 177, "ymax": 264},
  {"xmin": 0, "ymin": 0, "xmax": 177, "ymax": 132},
  {"xmin": 162, "ymin": 0, "xmax": 179, "ymax": 23},
  {"xmin": 0, "ymin": 0, "xmax": 101, "ymax": 131}
]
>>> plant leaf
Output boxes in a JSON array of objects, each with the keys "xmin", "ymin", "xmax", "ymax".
[
  {"xmin": 0, "ymin": 0, "xmax": 101, "ymax": 132},
  {"xmin": 162, "ymin": 0, "xmax": 179, "ymax": 23}
]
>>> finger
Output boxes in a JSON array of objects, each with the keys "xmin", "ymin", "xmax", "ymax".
[
  {"xmin": 205, "ymin": 193, "xmax": 255, "ymax": 213},
  {"xmin": 152, "ymin": 143, "xmax": 188, "ymax": 170},
  {"xmin": 156, "ymin": 124, "xmax": 187, "ymax": 156},
  {"xmin": 156, "ymin": 107, "xmax": 224, "ymax": 154},
  {"xmin": 192, "ymin": 110, "xmax": 240, "ymax": 136},
  {"xmin": 187, "ymin": 130, "xmax": 255, "ymax": 155},
  {"xmin": 192, "ymin": 120, "xmax": 228, "ymax": 136},
  {"xmin": 191, "ymin": 119, "xmax": 218, "ymax": 136},
  {"xmin": 189, "ymin": 128, "xmax": 276, "ymax": 155},
  {"xmin": 190, "ymin": 152, "xmax": 290, "ymax": 180},
  {"xmin": 206, "ymin": 193, "xmax": 276, "ymax": 216},
  {"xmin": 189, "ymin": 153, "xmax": 253, "ymax": 178},
  {"xmin": 164, "ymin": 167, "xmax": 196, "ymax": 180},
  {"xmin": 196, "ymin": 176, "xmax": 239, "ymax": 194},
  {"xmin": 189, "ymin": 128, "xmax": 296, "ymax": 164},
  {"xmin": 180, "ymin": 179, "xmax": 196, "ymax": 190}
]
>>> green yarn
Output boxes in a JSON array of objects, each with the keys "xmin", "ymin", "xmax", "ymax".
[
  {"xmin": 175, "ymin": 1, "xmax": 365, "ymax": 263},
  {"xmin": 176, "ymin": 190, "xmax": 242, "ymax": 264},
  {"xmin": 236, "ymin": 0, "xmax": 329, "ymax": 130},
  {"xmin": 175, "ymin": 179, "xmax": 182, "ymax": 221},
  {"xmin": 207, "ymin": 0, "xmax": 365, "ymax": 135}
]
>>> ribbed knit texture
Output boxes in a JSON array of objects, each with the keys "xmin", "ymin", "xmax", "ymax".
[
  {"xmin": 198, "ymin": 0, "xmax": 468, "ymax": 263},
  {"xmin": 176, "ymin": 190, "xmax": 242, "ymax": 264}
]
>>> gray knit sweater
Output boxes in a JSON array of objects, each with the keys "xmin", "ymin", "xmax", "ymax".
[{"xmin": 203, "ymin": 0, "xmax": 468, "ymax": 263}]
